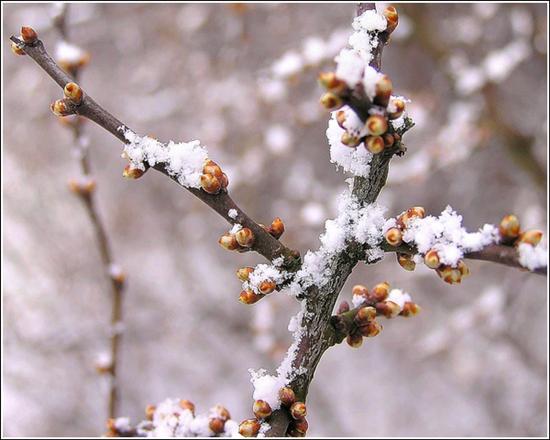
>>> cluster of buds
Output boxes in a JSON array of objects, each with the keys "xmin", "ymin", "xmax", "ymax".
[
  {"xmin": 208, "ymin": 404, "xmax": 231, "ymax": 434},
  {"xmin": 260, "ymin": 217, "xmax": 285, "ymax": 240},
  {"xmin": 421, "ymin": 249, "xmax": 469, "ymax": 285},
  {"xmin": 50, "ymin": 82, "xmax": 84, "ymax": 117},
  {"xmin": 499, "ymin": 214, "xmax": 543, "ymax": 247},
  {"xmin": 384, "ymin": 206, "xmax": 426, "ymax": 272},
  {"xmin": 336, "ymin": 282, "xmax": 420, "ymax": 348},
  {"xmin": 219, "ymin": 226, "xmax": 255, "ymax": 253},
  {"xmin": 200, "ymin": 159, "xmax": 228, "ymax": 194},
  {"xmin": 68, "ymin": 176, "xmax": 96, "ymax": 197},
  {"xmin": 10, "ymin": 26, "xmax": 38, "ymax": 55}
]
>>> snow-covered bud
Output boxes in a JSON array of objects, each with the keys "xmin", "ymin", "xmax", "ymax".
[
  {"xmin": 336, "ymin": 110, "xmax": 347, "ymax": 129},
  {"xmin": 236, "ymin": 266, "xmax": 254, "ymax": 282},
  {"xmin": 258, "ymin": 280, "xmax": 276, "ymax": 295},
  {"xmin": 370, "ymin": 282, "xmax": 389, "ymax": 302},
  {"xmin": 400, "ymin": 302, "xmax": 421, "ymax": 317},
  {"xmin": 374, "ymin": 75, "xmax": 392, "ymax": 107},
  {"xmin": 203, "ymin": 159, "xmax": 223, "ymax": 179},
  {"xmin": 209, "ymin": 418, "xmax": 225, "ymax": 434},
  {"xmin": 388, "ymin": 98, "xmax": 405, "ymax": 120},
  {"xmin": 398, "ymin": 206, "xmax": 425, "ymax": 228},
  {"xmin": 518, "ymin": 229, "xmax": 543, "ymax": 246},
  {"xmin": 457, "ymin": 260, "xmax": 470, "ymax": 278},
  {"xmin": 384, "ymin": 227, "xmax": 403, "ymax": 246},
  {"xmin": 68, "ymin": 176, "xmax": 96, "ymax": 196},
  {"xmin": 365, "ymin": 135, "xmax": 385, "ymax": 154},
  {"xmin": 253, "ymin": 400, "xmax": 272, "ymax": 419},
  {"xmin": 341, "ymin": 132, "xmax": 362, "ymax": 148},
  {"xmin": 424, "ymin": 249, "xmax": 440, "ymax": 269},
  {"xmin": 366, "ymin": 115, "xmax": 388, "ymax": 136},
  {"xmin": 290, "ymin": 402, "xmax": 307, "ymax": 420},
  {"xmin": 200, "ymin": 173, "xmax": 222, "ymax": 194},
  {"xmin": 269, "ymin": 217, "xmax": 285, "ymax": 239},
  {"xmin": 437, "ymin": 265, "xmax": 462, "ymax": 284},
  {"xmin": 279, "ymin": 387, "xmax": 296, "ymax": 407},
  {"xmin": 219, "ymin": 233, "xmax": 239, "ymax": 251},
  {"xmin": 337, "ymin": 300, "xmax": 350, "ymax": 314},
  {"xmin": 318, "ymin": 72, "xmax": 347, "ymax": 94},
  {"xmin": 355, "ymin": 306, "xmax": 377, "ymax": 325},
  {"xmin": 320, "ymin": 92, "xmax": 343, "ymax": 110},
  {"xmin": 383, "ymin": 6, "xmax": 399, "ymax": 34},
  {"xmin": 239, "ymin": 289, "xmax": 261, "ymax": 304},
  {"xmin": 359, "ymin": 319, "xmax": 382, "ymax": 337},
  {"xmin": 346, "ymin": 331, "xmax": 363, "ymax": 348},
  {"xmin": 383, "ymin": 133, "xmax": 395, "ymax": 148},
  {"xmin": 499, "ymin": 214, "xmax": 520, "ymax": 241},
  {"xmin": 352, "ymin": 284, "xmax": 369, "ymax": 303},
  {"xmin": 109, "ymin": 265, "xmax": 126, "ymax": 286},
  {"xmin": 179, "ymin": 399, "xmax": 196, "ymax": 415},
  {"xmin": 63, "ymin": 82, "xmax": 83, "ymax": 104},
  {"xmin": 145, "ymin": 404, "xmax": 156, "ymax": 421},
  {"xmin": 10, "ymin": 41, "xmax": 25, "ymax": 55},
  {"xmin": 50, "ymin": 99, "xmax": 72, "ymax": 116},
  {"xmin": 239, "ymin": 419, "xmax": 261, "ymax": 437},
  {"xmin": 397, "ymin": 253, "xmax": 416, "ymax": 271},
  {"xmin": 21, "ymin": 26, "xmax": 38, "ymax": 44},
  {"xmin": 123, "ymin": 164, "xmax": 145, "ymax": 179},
  {"xmin": 376, "ymin": 301, "xmax": 401, "ymax": 318},
  {"xmin": 212, "ymin": 404, "xmax": 231, "ymax": 421},
  {"xmin": 292, "ymin": 418, "xmax": 309, "ymax": 435},
  {"xmin": 235, "ymin": 227, "xmax": 255, "ymax": 248}
]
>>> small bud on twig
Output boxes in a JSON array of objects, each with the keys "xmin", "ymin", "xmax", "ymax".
[
  {"xmin": 383, "ymin": 6, "xmax": 399, "ymax": 34},
  {"xmin": 179, "ymin": 399, "xmax": 196, "ymax": 415},
  {"xmin": 397, "ymin": 253, "xmax": 416, "ymax": 271},
  {"xmin": 64, "ymin": 82, "xmax": 83, "ymax": 104},
  {"xmin": 68, "ymin": 176, "xmax": 96, "ymax": 196},
  {"xmin": 517, "ymin": 229, "xmax": 543, "ymax": 246},
  {"xmin": 239, "ymin": 419, "xmax": 261, "ymax": 437},
  {"xmin": 388, "ymin": 97, "xmax": 405, "ymax": 120},
  {"xmin": 123, "ymin": 164, "xmax": 145, "ymax": 179},
  {"xmin": 239, "ymin": 289, "xmax": 261, "ymax": 305},
  {"xmin": 50, "ymin": 98, "xmax": 73, "ymax": 116},
  {"xmin": 258, "ymin": 280, "xmax": 276, "ymax": 295},
  {"xmin": 359, "ymin": 319, "xmax": 382, "ymax": 337},
  {"xmin": 424, "ymin": 249, "xmax": 440, "ymax": 269},
  {"xmin": 292, "ymin": 418, "xmax": 309, "ymax": 435},
  {"xmin": 253, "ymin": 400, "xmax": 272, "ymax": 419},
  {"xmin": 203, "ymin": 159, "xmax": 223, "ymax": 179},
  {"xmin": 236, "ymin": 266, "xmax": 254, "ymax": 282},
  {"xmin": 290, "ymin": 401, "xmax": 307, "ymax": 420},
  {"xmin": 209, "ymin": 418, "xmax": 225, "ymax": 434},
  {"xmin": 374, "ymin": 75, "xmax": 392, "ymax": 107},
  {"xmin": 235, "ymin": 228, "xmax": 255, "ymax": 248},
  {"xmin": 11, "ymin": 41, "xmax": 26, "ymax": 56},
  {"xmin": 320, "ymin": 92, "xmax": 343, "ymax": 110},
  {"xmin": 366, "ymin": 115, "xmax": 388, "ymax": 136},
  {"xmin": 318, "ymin": 72, "xmax": 347, "ymax": 94},
  {"xmin": 200, "ymin": 173, "xmax": 222, "ymax": 194},
  {"xmin": 337, "ymin": 300, "xmax": 350, "ymax": 314},
  {"xmin": 376, "ymin": 300, "xmax": 401, "ymax": 318},
  {"xmin": 21, "ymin": 26, "xmax": 38, "ymax": 44},
  {"xmin": 219, "ymin": 233, "xmax": 239, "ymax": 251},
  {"xmin": 384, "ymin": 227, "xmax": 403, "ymax": 246},
  {"xmin": 437, "ymin": 265, "xmax": 462, "ymax": 284},
  {"xmin": 341, "ymin": 132, "xmax": 362, "ymax": 148},
  {"xmin": 370, "ymin": 282, "xmax": 390, "ymax": 302},
  {"xmin": 269, "ymin": 217, "xmax": 285, "ymax": 239},
  {"xmin": 336, "ymin": 110, "xmax": 347, "ymax": 129},
  {"xmin": 279, "ymin": 387, "xmax": 296, "ymax": 407},
  {"xmin": 400, "ymin": 302, "xmax": 421, "ymax": 317},
  {"xmin": 346, "ymin": 331, "xmax": 363, "ymax": 348},
  {"xmin": 365, "ymin": 135, "xmax": 385, "ymax": 154},
  {"xmin": 499, "ymin": 214, "xmax": 520, "ymax": 242},
  {"xmin": 355, "ymin": 306, "xmax": 377, "ymax": 325}
]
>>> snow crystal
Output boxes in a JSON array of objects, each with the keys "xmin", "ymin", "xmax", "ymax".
[
  {"xmin": 114, "ymin": 417, "xmax": 131, "ymax": 431},
  {"xmin": 272, "ymin": 51, "xmax": 303, "ymax": 79},
  {"xmin": 249, "ymin": 370, "xmax": 286, "ymax": 411},
  {"xmin": 518, "ymin": 243, "xmax": 548, "ymax": 271},
  {"xmin": 55, "ymin": 40, "xmax": 85, "ymax": 63},
  {"xmin": 302, "ymin": 36, "xmax": 327, "ymax": 65},
  {"xmin": 341, "ymin": 107, "xmax": 369, "ymax": 138},
  {"xmin": 352, "ymin": 293, "xmax": 365, "ymax": 308},
  {"xmin": 300, "ymin": 202, "xmax": 326, "ymax": 226},
  {"xmin": 362, "ymin": 66, "xmax": 383, "ymax": 99},
  {"xmin": 228, "ymin": 209, "xmax": 238, "ymax": 220},
  {"xmin": 245, "ymin": 264, "xmax": 287, "ymax": 295},
  {"xmin": 335, "ymin": 49, "xmax": 364, "ymax": 87},
  {"xmin": 387, "ymin": 289, "xmax": 407, "ymax": 310},
  {"xmin": 121, "ymin": 127, "xmax": 208, "ymax": 189},
  {"xmin": 229, "ymin": 223, "xmax": 242, "ymax": 234},
  {"xmin": 352, "ymin": 9, "xmax": 388, "ymax": 33}
]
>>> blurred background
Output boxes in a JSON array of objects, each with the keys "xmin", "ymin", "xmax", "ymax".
[{"xmin": 2, "ymin": 2, "xmax": 548, "ymax": 437}]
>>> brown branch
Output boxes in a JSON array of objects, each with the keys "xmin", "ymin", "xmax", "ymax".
[{"xmin": 9, "ymin": 34, "xmax": 297, "ymax": 268}]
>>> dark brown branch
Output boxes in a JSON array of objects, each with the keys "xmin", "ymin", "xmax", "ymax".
[{"xmin": 10, "ymin": 35, "xmax": 296, "ymax": 267}]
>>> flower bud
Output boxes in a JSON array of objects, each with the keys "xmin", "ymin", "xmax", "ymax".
[
  {"xmin": 359, "ymin": 319, "xmax": 382, "ymax": 337},
  {"xmin": 269, "ymin": 217, "xmax": 285, "ymax": 239},
  {"xmin": 383, "ymin": 6, "xmax": 399, "ymax": 34},
  {"xmin": 200, "ymin": 173, "xmax": 222, "ymax": 194},
  {"xmin": 219, "ymin": 173, "xmax": 229, "ymax": 189},
  {"xmin": 318, "ymin": 72, "xmax": 347, "ymax": 94},
  {"xmin": 258, "ymin": 280, "xmax": 276, "ymax": 295},
  {"xmin": 499, "ymin": 214, "xmax": 520, "ymax": 241},
  {"xmin": 239, "ymin": 419, "xmax": 261, "ymax": 437},
  {"xmin": 397, "ymin": 253, "xmax": 416, "ymax": 271},
  {"xmin": 384, "ymin": 227, "xmax": 403, "ymax": 246},
  {"xmin": 10, "ymin": 41, "xmax": 26, "ymax": 55},
  {"xmin": 209, "ymin": 418, "xmax": 225, "ymax": 434},
  {"xmin": 424, "ymin": 249, "xmax": 440, "ymax": 269},
  {"xmin": 341, "ymin": 132, "xmax": 362, "ymax": 148},
  {"xmin": 253, "ymin": 400, "xmax": 272, "ymax": 419},
  {"xmin": 236, "ymin": 266, "xmax": 254, "ymax": 282},
  {"xmin": 355, "ymin": 306, "xmax": 377, "ymax": 325},
  {"xmin": 336, "ymin": 110, "xmax": 347, "ymax": 129},
  {"xmin": 290, "ymin": 402, "xmax": 307, "ymax": 420},
  {"xmin": 279, "ymin": 387, "xmax": 296, "ymax": 407},
  {"xmin": 292, "ymin": 418, "xmax": 309, "ymax": 434},
  {"xmin": 239, "ymin": 289, "xmax": 261, "ymax": 305},
  {"xmin": 366, "ymin": 115, "xmax": 388, "ymax": 136},
  {"xmin": 203, "ymin": 159, "xmax": 223, "ymax": 179},
  {"xmin": 376, "ymin": 300, "xmax": 401, "ymax": 318},
  {"xmin": 388, "ymin": 98, "xmax": 405, "ymax": 120},
  {"xmin": 383, "ymin": 133, "xmax": 395, "ymax": 147},
  {"xmin": 219, "ymin": 233, "xmax": 239, "ymax": 251},
  {"xmin": 21, "ymin": 26, "xmax": 38, "ymax": 44},
  {"xmin": 235, "ymin": 227, "xmax": 255, "ymax": 248},
  {"xmin": 123, "ymin": 164, "xmax": 145, "ymax": 179},
  {"xmin": 320, "ymin": 92, "xmax": 343, "ymax": 110},
  {"xmin": 337, "ymin": 300, "xmax": 350, "ymax": 314},
  {"xmin": 179, "ymin": 399, "xmax": 196, "ymax": 415},
  {"xmin": 374, "ymin": 75, "xmax": 392, "ymax": 107},
  {"xmin": 365, "ymin": 135, "xmax": 385, "ymax": 154},
  {"xmin": 518, "ymin": 229, "xmax": 543, "ymax": 246},
  {"xmin": 437, "ymin": 265, "xmax": 462, "ymax": 284},
  {"xmin": 398, "ymin": 206, "xmax": 425, "ymax": 228},
  {"xmin": 64, "ymin": 82, "xmax": 83, "ymax": 104},
  {"xmin": 352, "ymin": 284, "xmax": 369, "ymax": 297},
  {"xmin": 346, "ymin": 331, "xmax": 363, "ymax": 348},
  {"xmin": 370, "ymin": 282, "xmax": 389, "ymax": 302},
  {"xmin": 400, "ymin": 302, "xmax": 421, "ymax": 317},
  {"xmin": 50, "ymin": 98, "xmax": 72, "ymax": 116},
  {"xmin": 212, "ymin": 404, "xmax": 231, "ymax": 421},
  {"xmin": 457, "ymin": 260, "xmax": 470, "ymax": 277},
  {"xmin": 145, "ymin": 404, "xmax": 156, "ymax": 421}
]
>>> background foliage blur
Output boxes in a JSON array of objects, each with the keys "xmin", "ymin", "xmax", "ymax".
[{"xmin": 3, "ymin": 3, "xmax": 547, "ymax": 436}]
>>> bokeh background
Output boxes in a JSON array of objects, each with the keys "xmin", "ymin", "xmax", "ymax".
[{"xmin": 2, "ymin": 2, "xmax": 548, "ymax": 437}]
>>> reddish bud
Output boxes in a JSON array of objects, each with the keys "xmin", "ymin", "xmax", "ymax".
[
  {"xmin": 179, "ymin": 399, "xmax": 196, "ymax": 415},
  {"xmin": 384, "ymin": 227, "xmax": 403, "ymax": 246},
  {"xmin": 253, "ymin": 400, "xmax": 272, "ymax": 419},
  {"xmin": 424, "ymin": 249, "xmax": 440, "ymax": 269},
  {"xmin": 279, "ymin": 387, "xmax": 296, "ymax": 407},
  {"xmin": 64, "ymin": 82, "xmax": 83, "ymax": 104},
  {"xmin": 397, "ymin": 253, "xmax": 416, "ymax": 271},
  {"xmin": 383, "ymin": 133, "xmax": 395, "ymax": 147},
  {"xmin": 365, "ymin": 135, "xmax": 385, "ymax": 154},
  {"xmin": 499, "ymin": 214, "xmax": 520, "ymax": 241},
  {"xmin": 336, "ymin": 110, "xmax": 347, "ymax": 129},
  {"xmin": 123, "ymin": 164, "xmax": 145, "ymax": 179},
  {"xmin": 346, "ymin": 331, "xmax": 363, "ymax": 348},
  {"xmin": 235, "ymin": 227, "xmax": 255, "ymax": 248},
  {"xmin": 320, "ymin": 92, "xmax": 343, "ymax": 110},
  {"xmin": 50, "ymin": 99, "xmax": 72, "ymax": 117},
  {"xmin": 292, "ymin": 418, "xmax": 309, "ymax": 434},
  {"xmin": 239, "ymin": 419, "xmax": 261, "ymax": 437},
  {"xmin": 370, "ymin": 282, "xmax": 390, "ymax": 302},
  {"xmin": 209, "ymin": 418, "xmax": 225, "ymax": 434},
  {"xmin": 400, "ymin": 302, "xmax": 421, "ymax": 317},
  {"xmin": 258, "ymin": 280, "xmax": 276, "ymax": 295},
  {"xmin": 359, "ymin": 319, "xmax": 382, "ymax": 337},
  {"xmin": 236, "ymin": 266, "xmax": 254, "ymax": 282},
  {"xmin": 219, "ymin": 233, "xmax": 239, "ymax": 251},
  {"xmin": 341, "ymin": 131, "xmax": 362, "ymax": 148},
  {"xmin": 384, "ymin": 6, "xmax": 399, "ymax": 34},
  {"xmin": 269, "ymin": 217, "xmax": 285, "ymax": 239},
  {"xmin": 239, "ymin": 289, "xmax": 261, "ymax": 305},
  {"xmin": 290, "ymin": 401, "xmax": 307, "ymax": 420},
  {"xmin": 200, "ymin": 173, "xmax": 222, "ymax": 194},
  {"xmin": 437, "ymin": 265, "xmax": 462, "ymax": 284},
  {"xmin": 355, "ymin": 306, "xmax": 377, "ymax": 325},
  {"xmin": 352, "ymin": 284, "xmax": 369, "ymax": 297},
  {"xmin": 374, "ymin": 75, "xmax": 392, "ymax": 107},
  {"xmin": 212, "ymin": 404, "xmax": 231, "ymax": 421},
  {"xmin": 203, "ymin": 159, "xmax": 223, "ymax": 179},
  {"xmin": 318, "ymin": 72, "xmax": 347, "ymax": 94},
  {"xmin": 337, "ymin": 300, "xmax": 350, "ymax": 314},
  {"xmin": 21, "ymin": 26, "xmax": 38, "ymax": 44},
  {"xmin": 366, "ymin": 115, "xmax": 388, "ymax": 136},
  {"xmin": 518, "ymin": 229, "xmax": 543, "ymax": 246},
  {"xmin": 388, "ymin": 97, "xmax": 405, "ymax": 120}
]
